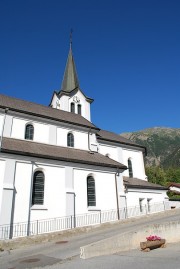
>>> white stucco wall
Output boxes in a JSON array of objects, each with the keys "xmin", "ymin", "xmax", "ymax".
[
  {"xmin": 122, "ymin": 148, "xmax": 146, "ymax": 180},
  {"xmin": 13, "ymin": 162, "xmax": 32, "ymax": 224},
  {"xmin": 125, "ymin": 189, "xmax": 168, "ymax": 208},
  {"xmin": 6, "ymin": 159, "xmax": 119, "ymax": 225},
  {"xmin": 57, "ymin": 127, "xmax": 89, "ymax": 150},
  {"xmin": 12, "ymin": 161, "xmax": 66, "ymax": 223},
  {"xmin": 89, "ymin": 133, "xmax": 98, "ymax": 152},
  {"xmin": 30, "ymin": 164, "xmax": 66, "ymax": 221},
  {"xmin": 73, "ymin": 169, "xmax": 117, "ymax": 214},
  {"xmin": 11, "ymin": 118, "xmax": 49, "ymax": 143},
  {"xmin": 98, "ymin": 144, "xmax": 119, "ymax": 161},
  {"xmin": 52, "ymin": 89, "xmax": 91, "ymax": 121},
  {"xmin": 50, "ymin": 93, "xmax": 59, "ymax": 109},
  {"xmin": 68, "ymin": 90, "xmax": 91, "ymax": 121},
  {"xmin": 59, "ymin": 95, "xmax": 69, "ymax": 111},
  {"xmin": 0, "ymin": 160, "xmax": 5, "ymax": 214}
]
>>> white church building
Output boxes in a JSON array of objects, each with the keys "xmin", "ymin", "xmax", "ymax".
[{"xmin": 0, "ymin": 43, "xmax": 168, "ymax": 239}]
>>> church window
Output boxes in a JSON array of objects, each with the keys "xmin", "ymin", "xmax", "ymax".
[
  {"xmin": 139, "ymin": 198, "xmax": 144, "ymax": 213},
  {"xmin": 25, "ymin": 124, "xmax": 34, "ymax": 140},
  {"xmin": 147, "ymin": 198, "xmax": 152, "ymax": 212},
  {"xmin": 87, "ymin": 176, "xmax": 96, "ymax": 207},
  {"xmin": 128, "ymin": 158, "xmax": 133, "ymax": 178},
  {"xmin": 32, "ymin": 171, "xmax": 45, "ymax": 205},
  {"xmin": 71, "ymin": 102, "xmax": 75, "ymax": 113},
  {"xmin": 67, "ymin": 132, "xmax": 74, "ymax": 147},
  {"xmin": 77, "ymin": 104, "xmax": 81, "ymax": 115}
]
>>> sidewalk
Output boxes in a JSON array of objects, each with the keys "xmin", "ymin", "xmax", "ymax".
[
  {"xmin": 1, "ymin": 208, "xmax": 180, "ymax": 269},
  {"xmin": 1, "ymin": 208, "xmax": 180, "ymax": 252}
]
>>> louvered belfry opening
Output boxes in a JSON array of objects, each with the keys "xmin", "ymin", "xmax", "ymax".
[{"xmin": 71, "ymin": 102, "xmax": 75, "ymax": 113}]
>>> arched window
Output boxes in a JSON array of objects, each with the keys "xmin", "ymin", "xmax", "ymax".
[
  {"xmin": 71, "ymin": 102, "xmax": 75, "ymax": 113},
  {"xmin": 32, "ymin": 171, "xmax": 45, "ymax": 205},
  {"xmin": 25, "ymin": 124, "xmax": 34, "ymax": 140},
  {"xmin": 87, "ymin": 176, "xmax": 96, "ymax": 207},
  {"xmin": 128, "ymin": 158, "xmax": 133, "ymax": 178},
  {"xmin": 67, "ymin": 133, "xmax": 74, "ymax": 147},
  {"xmin": 77, "ymin": 104, "xmax": 81, "ymax": 115}
]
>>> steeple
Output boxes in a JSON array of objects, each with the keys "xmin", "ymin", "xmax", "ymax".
[
  {"xmin": 50, "ymin": 33, "xmax": 93, "ymax": 121},
  {"xmin": 60, "ymin": 36, "xmax": 80, "ymax": 93}
]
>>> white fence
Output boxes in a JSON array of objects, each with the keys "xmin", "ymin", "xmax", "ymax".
[{"xmin": 0, "ymin": 201, "xmax": 172, "ymax": 240}]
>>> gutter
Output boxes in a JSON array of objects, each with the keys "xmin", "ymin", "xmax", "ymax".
[
  {"xmin": 88, "ymin": 128, "xmax": 92, "ymax": 152},
  {"xmin": 115, "ymin": 169, "xmax": 120, "ymax": 220},
  {"xmin": 0, "ymin": 108, "xmax": 9, "ymax": 150}
]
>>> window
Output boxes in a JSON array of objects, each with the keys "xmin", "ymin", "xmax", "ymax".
[
  {"xmin": 147, "ymin": 198, "xmax": 152, "ymax": 212},
  {"xmin": 32, "ymin": 171, "xmax": 45, "ymax": 205},
  {"xmin": 128, "ymin": 158, "xmax": 133, "ymax": 178},
  {"xmin": 71, "ymin": 102, "xmax": 75, "ymax": 113},
  {"xmin": 67, "ymin": 133, "xmax": 74, "ymax": 147},
  {"xmin": 139, "ymin": 198, "xmax": 143, "ymax": 212},
  {"xmin": 77, "ymin": 104, "xmax": 81, "ymax": 115},
  {"xmin": 25, "ymin": 124, "xmax": 34, "ymax": 140},
  {"xmin": 87, "ymin": 176, "xmax": 96, "ymax": 207}
]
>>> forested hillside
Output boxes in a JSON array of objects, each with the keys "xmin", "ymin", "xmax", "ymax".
[
  {"xmin": 121, "ymin": 127, "xmax": 180, "ymax": 168},
  {"xmin": 121, "ymin": 127, "xmax": 180, "ymax": 187}
]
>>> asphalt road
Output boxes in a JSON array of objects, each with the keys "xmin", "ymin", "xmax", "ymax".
[
  {"xmin": 40, "ymin": 242, "xmax": 180, "ymax": 269},
  {"xmin": 1, "ymin": 208, "xmax": 180, "ymax": 269}
]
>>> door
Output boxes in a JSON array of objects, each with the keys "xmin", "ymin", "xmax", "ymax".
[{"xmin": 66, "ymin": 192, "xmax": 75, "ymax": 228}]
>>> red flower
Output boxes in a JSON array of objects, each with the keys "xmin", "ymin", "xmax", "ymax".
[{"xmin": 146, "ymin": 235, "xmax": 161, "ymax": 241}]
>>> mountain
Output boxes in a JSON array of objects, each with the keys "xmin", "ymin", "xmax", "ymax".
[{"xmin": 121, "ymin": 127, "xmax": 180, "ymax": 168}]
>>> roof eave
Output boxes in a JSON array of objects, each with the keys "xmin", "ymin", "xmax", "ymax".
[
  {"xmin": 58, "ymin": 88, "xmax": 94, "ymax": 104},
  {"xmin": 125, "ymin": 184, "xmax": 168, "ymax": 190},
  {"xmin": 1, "ymin": 148, "xmax": 126, "ymax": 170},
  {"xmin": 98, "ymin": 137, "xmax": 147, "ymax": 152},
  {"xmin": 0, "ymin": 104, "xmax": 99, "ymax": 131}
]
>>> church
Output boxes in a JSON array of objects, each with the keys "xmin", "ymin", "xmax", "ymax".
[{"xmin": 0, "ymin": 42, "xmax": 168, "ymax": 239}]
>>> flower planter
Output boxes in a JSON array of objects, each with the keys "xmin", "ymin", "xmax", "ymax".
[{"xmin": 140, "ymin": 239, "xmax": 166, "ymax": 251}]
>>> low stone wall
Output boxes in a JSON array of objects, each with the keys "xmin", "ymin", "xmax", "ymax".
[{"xmin": 80, "ymin": 220, "xmax": 180, "ymax": 259}]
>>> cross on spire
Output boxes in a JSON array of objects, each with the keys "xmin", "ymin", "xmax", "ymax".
[{"xmin": 70, "ymin": 28, "xmax": 73, "ymax": 48}]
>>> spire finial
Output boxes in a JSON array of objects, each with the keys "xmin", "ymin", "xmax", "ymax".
[{"xmin": 70, "ymin": 28, "xmax": 73, "ymax": 48}]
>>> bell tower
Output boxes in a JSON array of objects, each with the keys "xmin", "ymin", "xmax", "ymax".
[{"xmin": 50, "ymin": 34, "xmax": 93, "ymax": 121}]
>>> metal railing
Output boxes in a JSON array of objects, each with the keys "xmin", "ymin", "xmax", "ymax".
[{"xmin": 0, "ymin": 201, "xmax": 172, "ymax": 240}]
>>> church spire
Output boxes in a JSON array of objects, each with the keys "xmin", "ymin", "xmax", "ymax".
[{"xmin": 60, "ymin": 30, "xmax": 80, "ymax": 93}]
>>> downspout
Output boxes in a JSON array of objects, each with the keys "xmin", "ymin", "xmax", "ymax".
[
  {"xmin": 115, "ymin": 168, "xmax": 120, "ymax": 220},
  {"xmin": 88, "ymin": 128, "xmax": 92, "ymax": 152},
  {"xmin": 0, "ymin": 108, "xmax": 9, "ymax": 150},
  {"xmin": 27, "ymin": 161, "xmax": 34, "ymax": 236}
]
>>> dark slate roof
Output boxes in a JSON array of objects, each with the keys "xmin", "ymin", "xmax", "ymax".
[
  {"xmin": 123, "ymin": 177, "xmax": 168, "ymax": 190},
  {"xmin": 1, "ymin": 137, "xmax": 127, "ymax": 170},
  {"xmin": 168, "ymin": 183, "xmax": 180, "ymax": 188},
  {"xmin": 0, "ymin": 94, "xmax": 98, "ymax": 130},
  {"xmin": 169, "ymin": 190, "xmax": 180, "ymax": 195},
  {"xmin": 97, "ymin": 129, "xmax": 146, "ymax": 152}
]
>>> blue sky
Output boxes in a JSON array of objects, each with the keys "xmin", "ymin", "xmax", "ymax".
[{"xmin": 0, "ymin": 0, "xmax": 179, "ymax": 134}]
